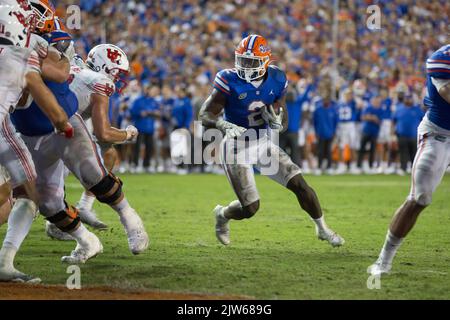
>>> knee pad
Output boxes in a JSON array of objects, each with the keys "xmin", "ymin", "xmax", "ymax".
[
  {"xmin": 89, "ymin": 173, "xmax": 123, "ymax": 205},
  {"xmin": 46, "ymin": 203, "xmax": 80, "ymax": 233}
]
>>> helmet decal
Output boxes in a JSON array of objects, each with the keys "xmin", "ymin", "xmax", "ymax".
[{"xmin": 106, "ymin": 48, "xmax": 122, "ymax": 64}]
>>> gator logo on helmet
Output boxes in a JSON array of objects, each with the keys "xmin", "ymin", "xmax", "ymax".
[
  {"xmin": 107, "ymin": 48, "xmax": 122, "ymax": 64},
  {"xmin": 259, "ymin": 44, "xmax": 270, "ymax": 53}
]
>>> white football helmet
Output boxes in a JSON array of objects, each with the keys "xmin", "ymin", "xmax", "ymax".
[
  {"xmin": 86, "ymin": 44, "xmax": 130, "ymax": 93},
  {"xmin": 0, "ymin": 2, "xmax": 34, "ymax": 48}
]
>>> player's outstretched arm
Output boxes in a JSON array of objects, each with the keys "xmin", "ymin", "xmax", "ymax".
[
  {"xmin": 199, "ymin": 89, "xmax": 246, "ymax": 138},
  {"xmin": 25, "ymin": 72, "xmax": 72, "ymax": 137},
  {"xmin": 41, "ymin": 50, "xmax": 70, "ymax": 83},
  {"xmin": 91, "ymin": 93, "xmax": 137, "ymax": 144}
]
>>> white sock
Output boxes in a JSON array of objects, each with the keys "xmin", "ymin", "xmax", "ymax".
[
  {"xmin": 312, "ymin": 216, "xmax": 328, "ymax": 233},
  {"xmin": 222, "ymin": 200, "xmax": 241, "ymax": 220},
  {"xmin": 0, "ymin": 245, "xmax": 17, "ymax": 270},
  {"xmin": 379, "ymin": 230, "xmax": 403, "ymax": 265},
  {"xmin": 69, "ymin": 224, "xmax": 92, "ymax": 247},
  {"xmin": 78, "ymin": 191, "xmax": 96, "ymax": 211},
  {"xmin": 111, "ymin": 197, "xmax": 138, "ymax": 228},
  {"xmin": 2, "ymin": 198, "xmax": 36, "ymax": 251}
]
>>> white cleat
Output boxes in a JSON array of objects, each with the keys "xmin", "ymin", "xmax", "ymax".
[
  {"xmin": 61, "ymin": 232, "xmax": 103, "ymax": 264},
  {"xmin": 0, "ymin": 266, "xmax": 41, "ymax": 283},
  {"xmin": 121, "ymin": 210, "xmax": 149, "ymax": 255},
  {"xmin": 367, "ymin": 258, "xmax": 392, "ymax": 276},
  {"xmin": 214, "ymin": 205, "xmax": 230, "ymax": 245},
  {"xmin": 45, "ymin": 221, "xmax": 74, "ymax": 241},
  {"xmin": 77, "ymin": 207, "xmax": 108, "ymax": 230},
  {"xmin": 317, "ymin": 228, "xmax": 345, "ymax": 247}
]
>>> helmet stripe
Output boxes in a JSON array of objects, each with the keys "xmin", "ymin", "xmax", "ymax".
[
  {"xmin": 54, "ymin": 18, "xmax": 61, "ymax": 30},
  {"xmin": 246, "ymin": 35, "xmax": 258, "ymax": 53}
]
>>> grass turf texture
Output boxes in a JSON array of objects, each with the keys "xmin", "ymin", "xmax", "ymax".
[{"xmin": 2, "ymin": 173, "xmax": 450, "ymax": 299}]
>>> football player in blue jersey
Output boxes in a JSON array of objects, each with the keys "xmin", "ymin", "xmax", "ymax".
[
  {"xmin": 369, "ymin": 44, "xmax": 450, "ymax": 275},
  {"xmin": 200, "ymin": 35, "xmax": 344, "ymax": 247}
]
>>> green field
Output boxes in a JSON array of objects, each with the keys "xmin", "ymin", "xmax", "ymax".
[{"xmin": 2, "ymin": 173, "xmax": 450, "ymax": 299}]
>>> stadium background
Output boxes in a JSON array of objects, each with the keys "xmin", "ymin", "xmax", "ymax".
[
  {"xmin": 2, "ymin": 0, "xmax": 450, "ymax": 300},
  {"xmin": 51, "ymin": 0, "xmax": 450, "ymax": 175}
]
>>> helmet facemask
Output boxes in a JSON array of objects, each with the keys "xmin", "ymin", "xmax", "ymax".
[
  {"xmin": 108, "ymin": 67, "xmax": 129, "ymax": 94},
  {"xmin": 235, "ymin": 53, "xmax": 269, "ymax": 83},
  {"xmin": 30, "ymin": 1, "xmax": 54, "ymax": 31}
]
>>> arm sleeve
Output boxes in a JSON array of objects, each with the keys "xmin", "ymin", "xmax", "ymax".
[
  {"xmin": 25, "ymin": 50, "xmax": 41, "ymax": 75},
  {"xmin": 129, "ymin": 99, "xmax": 142, "ymax": 119},
  {"xmin": 213, "ymin": 71, "xmax": 231, "ymax": 95},
  {"xmin": 184, "ymin": 103, "xmax": 193, "ymax": 128}
]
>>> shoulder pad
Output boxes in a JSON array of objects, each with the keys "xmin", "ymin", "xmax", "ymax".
[
  {"xmin": 426, "ymin": 45, "xmax": 450, "ymax": 79},
  {"xmin": 86, "ymin": 71, "xmax": 116, "ymax": 97},
  {"xmin": 213, "ymin": 69, "xmax": 236, "ymax": 95}
]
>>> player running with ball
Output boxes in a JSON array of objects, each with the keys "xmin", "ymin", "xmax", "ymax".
[{"xmin": 200, "ymin": 35, "xmax": 344, "ymax": 247}]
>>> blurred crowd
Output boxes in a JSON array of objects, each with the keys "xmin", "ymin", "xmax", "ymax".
[{"xmin": 55, "ymin": 0, "xmax": 448, "ymax": 175}]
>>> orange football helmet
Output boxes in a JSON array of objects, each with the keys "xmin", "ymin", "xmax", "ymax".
[
  {"xmin": 40, "ymin": 15, "xmax": 66, "ymax": 33},
  {"xmin": 235, "ymin": 34, "xmax": 271, "ymax": 82},
  {"xmin": 29, "ymin": 0, "xmax": 54, "ymax": 31}
]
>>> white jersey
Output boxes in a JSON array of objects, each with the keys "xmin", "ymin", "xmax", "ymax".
[
  {"xmin": 19, "ymin": 33, "xmax": 62, "ymax": 110},
  {"xmin": 69, "ymin": 66, "xmax": 115, "ymax": 120},
  {"xmin": 0, "ymin": 45, "xmax": 41, "ymax": 122}
]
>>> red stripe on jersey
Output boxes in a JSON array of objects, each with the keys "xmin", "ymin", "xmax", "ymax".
[
  {"xmin": 427, "ymin": 59, "xmax": 450, "ymax": 64},
  {"xmin": 213, "ymin": 84, "xmax": 230, "ymax": 95},
  {"xmin": 427, "ymin": 69, "xmax": 450, "ymax": 74},
  {"xmin": 217, "ymin": 75, "xmax": 228, "ymax": 84}
]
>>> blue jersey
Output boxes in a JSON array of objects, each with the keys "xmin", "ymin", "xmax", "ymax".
[
  {"xmin": 424, "ymin": 44, "xmax": 450, "ymax": 130},
  {"xmin": 393, "ymin": 105, "xmax": 425, "ymax": 138},
  {"xmin": 313, "ymin": 100, "xmax": 338, "ymax": 139},
  {"xmin": 11, "ymin": 80, "xmax": 78, "ymax": 136},
  {"xmin": 380, "ymin": 98, "xmax": 392, "ymax": 120},
  {"xmin": 361, "ymin": 106, "xmax": 383, "ymax": 137},
  {"xmin": 213, "ymin": 66, "xmax": 288, "ymax": 131},
  {"xmin": 337, "ymin": 100, "xmax": 357, "ymax": 123}
]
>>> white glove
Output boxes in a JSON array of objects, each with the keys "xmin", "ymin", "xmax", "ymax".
[
  {"xmin": 261, "ymin": 105, "xmax": 284, "ymax": 131},
  {"xmin": 216, "ymin": 119, "xmax": 247, "ymax": 139},
  {"xmin": 63, "ymin": 41, "xmax": 75, "ymax": 62},
  {"xmin": 125, "ymin": 125, "xmax": 139, "ymax": 141},
  {"xmin": 72, "ymin": 54, "xmax": 86, "ymax": 68}
]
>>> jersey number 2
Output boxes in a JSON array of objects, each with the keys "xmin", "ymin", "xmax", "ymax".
[{"xmin": 248, "ymin": 101, "xmax": 266, "ymax": 126}]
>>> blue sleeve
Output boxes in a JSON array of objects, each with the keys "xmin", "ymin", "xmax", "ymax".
[
  {"xmin": 333, "ymin": 108, "xmax": 339, "ymax": 131},
  {"xmin": 183, "ymin": 102, "xmax": 193, "ymax": 129},
  {"xmin": 313, "ymin": 109, "xmax": 318, "ymax": 130},
  {"xmin": 426, "ymin": 48, "xmax": 450, "ymax": 79},
  {"xmin": 213, "ymin": 69, "xmax": 231, "ymax": 95},
  {"xmin": 130, "ymin": 98, "xmax": 142, "ymax": 119},
  {"xmin": 392, "ymin": 109, "xmax": 398, "ymax": 123}
]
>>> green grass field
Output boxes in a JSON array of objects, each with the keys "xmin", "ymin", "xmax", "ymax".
[{"xmin": 2, "ymin": 173, "xmax": 450, "ymax": 299}]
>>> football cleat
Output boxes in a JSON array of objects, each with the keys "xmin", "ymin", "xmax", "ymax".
[
  {"xmin": 45, "ymin": 221, "xmax": 74, "ymax": 241},
  {"xmin": 214, "ymin": 205, "xmax": 230, "ymax": 245},
  {"xmin": 316, "ymin": 228, "xmax": 345, "ymax": 247},
  {"xmin": 367, "ymin": 258, "xmax": 392, "ymax": 276},
  {"xmin": 61, "ymin": 232, "xmax": 103, "ymax": 264},
  {"xmin": 0, "ymin": 266, "xmax": 41, "ymax": 284},
  {"xmin": 77, "ymin": 207, "xmax": 108, "ymax": 230},
  {"xmin": 120, "ymin": 209, "xmax": 149, "ymax": 255}
]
